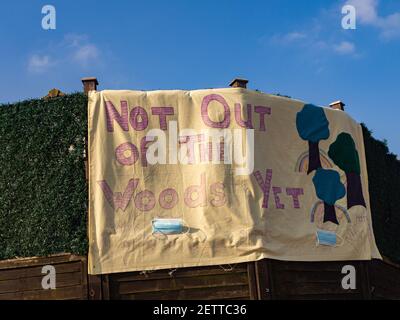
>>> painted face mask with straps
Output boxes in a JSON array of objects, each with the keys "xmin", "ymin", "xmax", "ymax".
[{"xmin": 316, "ymin": 229, "xmax": 345, "ymax": 247}]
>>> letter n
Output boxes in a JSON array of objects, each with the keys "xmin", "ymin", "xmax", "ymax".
[{"xmin": 105, "ymin": 101, "xmax": 129, "ymax": 132}]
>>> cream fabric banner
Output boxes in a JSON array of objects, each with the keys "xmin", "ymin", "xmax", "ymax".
[{"xmin": 88, "ymin": 88, "xmax": 381, "ymax": 275}]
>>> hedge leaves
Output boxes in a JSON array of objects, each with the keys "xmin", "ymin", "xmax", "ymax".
[
  {"xmin": 0, "ymin": 94, "xmax": 399, "ymax": 264},
  {"xmin": 0, "ymin": 93, "xmax": 88, "ymax": 259}
]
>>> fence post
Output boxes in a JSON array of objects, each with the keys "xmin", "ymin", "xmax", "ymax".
[
  {"xmin": 82, "ymin": 77, "xmax": 103, "ymax": 300},
  {"xmin": 255, "ymin": 259, "xmax": 274, "ymax": 300},
  {"xmin": 87, "ymin": 274, "xmax": 103, "ymax": 300},
  {"xmin": 247, "ymin": 263, "xmax": 259, "ymax": 300},
  {"xmin": 359, "ymin": 261, "xmax": 372, "ymax": 299},
  {"xmin": 82, "ymin": 77, "xmax": 99, "ymax": 180}
]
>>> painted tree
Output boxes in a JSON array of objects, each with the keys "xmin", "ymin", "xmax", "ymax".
[
  {"xmin": 312, "ymin": 169, "xmax": 346, "ymax": 225},
  {"xmin": 296, "ymin": 104, "xmax": 330, "ymax": 174},
  {"xmin": 328, "ymin": 133, "xmax": 366, "ymax": 209}
]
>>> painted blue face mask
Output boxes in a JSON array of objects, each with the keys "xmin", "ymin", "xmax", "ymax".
[
  {"xmin": 152, "ymin": 218, "xmax": 184, "ymax": 235},
  {"xmin": 316, "ymin": 229, "xmax": 337, "ymax": 247}
]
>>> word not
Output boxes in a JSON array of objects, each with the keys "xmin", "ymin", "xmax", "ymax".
[
  {"xmin": 41, "ymin": 5, "xmax": 56, "ymax": 30},
  {"xmin": 41, "ymin": 265, "xmax": 56, "ymax": 290},
  {"xmin": 98, "ymin": 173, "xmax": 226, "ymax": 212}
]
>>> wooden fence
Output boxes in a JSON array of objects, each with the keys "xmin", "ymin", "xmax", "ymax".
[
  {"xmin": 369, "ymin": 259, "xmax": 400, "ymax": 299},
  {"xmin": 0, "ymin": 254, "xmax": 87, "ymax": 300},
  {"xmin": 0, "ymin": 254, "xmax": 399, "ymax": 300},
  {"xmin": 257, "ymin": 260, "xmax": 370, "ymax": 300},
  {"xmin": 103, "ymin": 263, "xmax": 257, "ymax": 300}
]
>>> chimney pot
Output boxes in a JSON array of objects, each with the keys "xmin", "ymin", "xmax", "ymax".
[
  {"xmin": 229, "ymin": 78, "xmax": 249, "ymax": 89},
  {"xmin": 82, "ymin": 77, "xmax": 99, "ymax": 94},
  {"xmin": 329, "ymin": 100, "xmax": 345, "ymax": 111}
]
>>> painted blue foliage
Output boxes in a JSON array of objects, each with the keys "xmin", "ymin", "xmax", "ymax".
[
  {"xmin": 312, "ymin": 169, "xmax": 346, "ymax": 205},
  {"xmin": 296, "ymin": 104, "xmax": 330, "ymax": 143}
]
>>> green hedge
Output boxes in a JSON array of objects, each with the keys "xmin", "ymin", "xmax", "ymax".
[
  {"xmin": 362, "ymin": 124, "xmax": 400, "ymax": 263},
  {"xmin": 0, "ymin": 93, "xmax": 399, "ymax": 263},
  {"xmin": 0, "ymin": 93, "xmax": 88, "ymax": 259}
]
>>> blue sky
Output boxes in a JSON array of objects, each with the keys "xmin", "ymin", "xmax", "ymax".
[{"xmin": 0, "ymin": 0, "xmax": 399, "ymax": 155}]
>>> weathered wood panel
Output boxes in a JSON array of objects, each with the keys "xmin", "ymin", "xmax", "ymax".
[
  {"xmin": 0, "ymin": 254, "xmax": 87, "ymax": 300},
  {"xmin": 106, "ymin": 263, "xmax": 258, "ymax": 300},
  {"xmin": 1, "ymin": 254, "xmax": 399, "ymax": 300},
  {"xmin": 262, "ymin": 260, "xmax": 369, "ymax": 300},
  {"xmin": 369, "ymin": 259, "xmax": 400, "ymax": 300}
]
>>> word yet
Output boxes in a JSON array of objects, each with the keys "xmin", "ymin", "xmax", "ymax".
[
  {"xmin": 253, "ymin": 169, "xmax": 304, "ymax": 209},
  {"xmin": 342, "ymin": 4, "xmax": 356, "ymax": 30},
  {"xmin": 41, "ymin": 5, "xmax": 56, "ymax": 30},
  {"xmin": 41, "ymin": 265, "xmax": 56, "ymax": 290},
  {"xmin": 115, "ymin": 121, "xmax": 254, "ymax": 176},
  {"xmin": 98, "ymin": 173, "xmax": 226, "ymax": 212}
]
